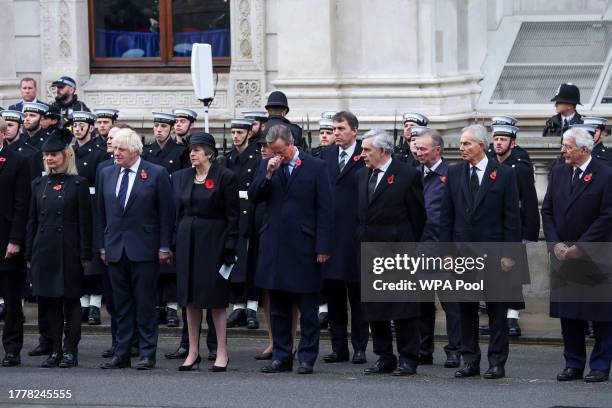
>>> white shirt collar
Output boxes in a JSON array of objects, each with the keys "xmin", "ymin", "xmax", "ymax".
[
  {"xmin": 126, "ymin": 157, "xmax": 141, "ymax": 173},
  {"xmin": 578, "ymin": 156, "xmax": 592, "ymax": 173},
  {"xmin": 378, "ymin": 157, "xmax": 392, "ymax": 173},
  {"xmin": 339, "ymin": 141, "xmax": 357, "ymax": 159},
  {"xmin": 471, "ymin": 155, "xmax": 488, "ymax": 172},
  {"xmin": 562, "ymin": 113, "xmax": 575, "ymax": 122},
  {"xmin": 427, "ymin": 158, "xmax": 443, "ymax": 173}
]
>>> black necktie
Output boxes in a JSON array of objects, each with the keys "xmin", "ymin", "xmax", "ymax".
[
  {"xmin": 368, "ymin": 169, "xmax": 381, "ymax": 200},
  {"xmin": 470, "ymin": 166, "xmax": 479, "ymax": 201},
  {"xmin": 563, "ymin": 118, "xmax": 570, "ymax": 130},
  {"xmin": 571, "ymin": 167, "xmax": 582, "ymax": 191},
  {"xmin": 117, "ymin": 168, "xmax": 131, "ymax": 208}
]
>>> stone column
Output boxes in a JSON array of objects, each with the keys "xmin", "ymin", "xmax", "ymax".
[{"xmin": 0, "ymin": 0, "xmax": 20, "ymax": 105}]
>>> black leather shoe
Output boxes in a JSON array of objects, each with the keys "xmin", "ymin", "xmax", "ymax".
[
  {"xmin": 323, "ymin": 351, "xmax": 349, "ymax": 363},
  {"xmin": 508, "ymin": 318, "xmax": 521, "ymax": 337},
  {"xmin": 210, "ymin": 358, "xmax": 228, "ymax": 372},
  {"xmin": 134, "ymin": 357, "xmax": 155, "ymax": 370},
  {"xmin": 28, "ymin": 344, "xmax": 52, "ymax": 357},
  {"xmin": 483, "ymin": 365, "xmax": 505, "ymax": 379},
  {"xmin": 255, "ymin": 351, "xmax": 273, "ymax": 360},
  {"xmin": 418, "ymin": 354, "xmax": 433, "ymax": 365},
  {"xmin": 101, "ymin": 348, "xmax": 115, "ymax": 358},
  {"xmin": 261, "ymin": 359, "xmax": 292, "ymax": 373},
  {"xmin": 165, "ymin": 346, "xmax": 188, "ymax": 359},
  {"xmin": 318, "ymin": 312, "xmax": 329, "ymax": 330},
  {"xmin": 297, "ymin": 362, "xmax": 314, "ymax": 374},
  {"xmin": 81, "ymin": 307, "xmax": 89, "ymax": 323},
  {"xmin": 166, "ymin": 308, "xmax": 179, "ymax": 328},
  {"xmin": 1, "ymin": 352, "xmax": 20, "ymax": 367},
  {"xmin": 41, "ymin": 352, "xmax": 61, "ymax": 368},
  {"xmin": 352, "ymin": 350, "xmax": 367, "ymax": 364},
  {"xmin": 557, "ymin": 367, "xmax": 584, "ymax": 381},
  {"xmin": 478, "ymin": 325, "xmax": 490, "ymax": 336},
  {"xmin": 157, "ymin": 307, "xmax": 167, "ymax": 325},
  {"xmin": 246, "ymin": 309, "xmax": 259, "ymax": 329},
  {"xmin": 392, "ymin": 358, "xmax": 417, "ymax": 376},
  {"xmin": 584, "ymin": 370, "xmax": 609, "ymax": 383},
  {"xmin": 208, "ymin": 351, "xmax": 217, "ymax": 361},
  {"xmin": 454, "ymin": 363, "xmax": 480, "ymax": 378},
  {"xmin": 178, "ymin": 355, "xmax": 201, "ymax": 371},
  {"xmin": 88, "ymin": 306, "xmax": 101, "ymax": 325},
  {"xmin": 227, "ymin": 308, "xmax": 247, "ymax": 328},
  {"xmin": 364, "ymin": 359, "xmax": 396, "ymax": 375},
  {"xmin": 100, "ymin": 356, "xmax": 131, "ymax": 369},
  {"xmin": 0, "ymin": 303, "xmax": 5, "ymax": 321},
  {"xmin": 131, "ymin": 347, "xmax": 139, "ymax": 357},
  {"xmin": 59, "ymin": 352, "xmax": 78, "ymax": 368},
  {"xmin": 444, "ymin": 354, "xmax": 461, "ymax": 368}
]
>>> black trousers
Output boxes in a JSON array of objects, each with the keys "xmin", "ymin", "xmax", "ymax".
[
  {"xmin": 370, "ymin": 318, "xmax": 420, "ymax": 365},
  {"xmin": 269, "ymin": 290, "xmax": 319, "ymax": 366},
  {"xmin": 459, "ymin": 302, "xmax": 508, "ymax": 366},
  {"xmin": 38, "ymin": 297, "xmax": 81, "ymax": 354},
  {"xmin": 108, "ymin": 254, "xmax": 158, "ymax": 360},
  {"xmin": 157, "ymin": 273, "xmax": 177, "ymax": 304},
  {"xmin": 419, "ymin": 301, "xmax": 461, "ymax": 357},
  {"xmin": 179, "ymin": 307, "xmax": 217, "ymax": 352},
  {"xmin": 230, "ymin": 282, "xmax": 261, "ymax": 305},
  {"xmin": 0, "ymin": 271, "xmax": 25, "ymax": 354},
  {"xmin": 101, "ymin": 263, "xmax": 117, "ymax": 349},
  {"xmin": 323, "ymin": 279, "xmax": 369, "ymax": 353},
  {"xmin": 561, "ymin": 318, "xmax": 612, "ymax": 372}
]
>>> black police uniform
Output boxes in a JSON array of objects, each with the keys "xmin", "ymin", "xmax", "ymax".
[
  {"xmin": 8, "ymin": 138, "xmax": 43, "ymax": 181},
  {"xmin": 25, "ymin": 128, "xmax": 49, "ymax": 150},
  {"xmin": 142, "ymin": 138, "xmax": 186, "ymax": 175},
  {"xmin": 543, "ymin": 113, "xmax": 583, "ymax": 138},
  {"xmin": 52, "ymin": 97, "xmax": 90, "ymax": 129},
  {"xmin": 263, "ymin": 115, "xmax": 307, "ymax": 150},
  {"xmin": 393, "ymin": 139, "xmax": 418, "ymax": 167}
]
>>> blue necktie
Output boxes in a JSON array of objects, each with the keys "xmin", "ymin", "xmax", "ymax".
[{"xmin": 117, "ymin": 168, "xmax": 130, "ymax": 208}]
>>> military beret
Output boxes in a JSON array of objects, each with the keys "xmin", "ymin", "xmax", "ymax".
[
  {"xmin": 94, "ymin": 108, "xmax": 120, "ymax": 120},
  {"xmin": 173, "ymin": 108, "xmax": 197, "ymax": 122},
  {"xmin": 73, "ymin": 111, "xmax": 97, "ymax": 125},
  {"xmin": 403, "ymin": 112, "xmax": 429, "ymax": 126},
  {"xmin": 231, "ymin": 118, "xmax": 253, "ymax": 130},
  {"xmin": 1, "ymin": 110, "xmax": 25, "ymax": 124},
  {"xmin": 153, "ymin": 112, "xmax": 176, "ymax": 125},
  {"xmin": 491, "ymin": 125, "xmax": 519, "ymax": 138}
]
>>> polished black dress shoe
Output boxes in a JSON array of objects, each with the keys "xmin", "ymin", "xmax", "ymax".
[
  {"xmin": 260, "ymin": 359, "xmax": 292, "ymax": 373},
  {"xmin": 255, "ymin": 351, "xmax": 273, "ymax": 360},
  {"xmin": 478, "ymin": 325, "xmax": 490, "ymax": 336},
  {"xmin": 28, "ymin": 344, "xmax": 52, "ymax": 357},
  {"xmin": 1, "ymin": 352, "xmax": 21, "ymax": 367},
  {"xmin": 41, "ymin": 352, "xmax": 62, "ymax": 368},
  {"xmin": 178, "ymin": 355, "xmax": 201, "ymax": 371},
  {"xmin": 227, "ymin": 308, "xmax": 247, "ymax": 328},
  {"xmin": 134, "ymin": 357, "xmax": 156, "ymax": 370},
  {"xmin": 81, "ymin": 306, "xmax": 89, "ymax": 323},
  {"xmin": 101, "ymin": 348, "xmax": 115, "ymax": 358},
  {"xmin": 454, "ymin": 363, "xmax": 480, "ymax": 378},
  {"xmin": 318, "ymin": 312, "xmax": 329, "ymax": 330},
  {"xmin": 210, "ymin": 358, "xmax": 229, "ymax": 372},
  {"xmin": 352, "ymin": 350, "xmax": 367, "ymax": 364},
  {"xmin": 165, "ymin": 346, "xmax": 188, "ymax": 359},
  {"xmin": 208, "ymin": 351, "xmax": 217, "ymax": 361},
  {"xmin": 418, "ymin": 354, "xmax": 433, "ymax": 365},
  {"xmin": 323, "ymin": 351, "xmax": 349, "ymax": 363},
  {"xmin": 297, "ymin": 362, "xmax": 314, "ymax": 374},
  {"xmin": 59, "ymin": 352, "xmax": 78, "ymax": 368},
  {"xmin": 483, "ymin": 365, "xmax": 505, "ymax": 379},
  {"xmin": 444, "ymin": 354, "xmax": 461, "ymax": 368},
  {"xmin": 246, "ymin": 309, "xmax": 259, "ymax": 329},
  {"xmin": 364, "ymin": 359, "xmax": 396, "ymax": 375},
  {"xmin": 557, "ymin": 367, "xmax": 584, "ymax": 381},
  {"xmin": 584, "ymin": 370, "xmax": 609, "ymax": 383},
  {"xmin": 508, "ymin": 318, "xmax": 521, "ymax": 337},
  {"xmin": 392, "ymin": 358, "xmax": 417, "ymax": 376},
  {"xmin": 166, "ymin": 308, "xmax": 179, "ymax": 328},
  {"xmin": 156, "ymin": 306, "xmax": 167, "ymax": 325},
  {"xmin": 88, "ymin": 306, "xmax": 101, "ymax": 325},
  {"xmin": 100, "ymin": 356, "xmax": 131, "ymax": 369}
]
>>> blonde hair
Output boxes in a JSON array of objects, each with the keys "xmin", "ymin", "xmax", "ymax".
[
  {"xmin": 0, "ymin": 118, "xmax": 6, "ymax": 133},
  {"xmin": 112, "ymin": 128, "xmax": 143, "ymax": 154},
  {"xmin": 43, "ymin": 145, "xmax": 78, "ymax": 176}
]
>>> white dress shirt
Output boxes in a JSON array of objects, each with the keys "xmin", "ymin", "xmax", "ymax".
[
  {"xmin": 373, "ymin": 157, "xmax": 393, "ymax": 189},
  {"xmin": 470, "ymin": 155, "xmax": 489, "ymax": 186},
  {"xmin": 115, "ymin": 158, "xmax": 141, "ymax": 203},
  {"xmin": 339, "ymin": 141, "xmax": 357, "ymax": 165}
]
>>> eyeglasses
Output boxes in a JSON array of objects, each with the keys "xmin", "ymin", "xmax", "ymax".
[{"xmin": 560, "ymin": 144, "xmax": 576, "ymax": 151}]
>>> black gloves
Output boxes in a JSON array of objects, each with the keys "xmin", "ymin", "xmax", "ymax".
[{"xmin": 223, "ymin": 248, "xmax": 236, "ymax": 266}]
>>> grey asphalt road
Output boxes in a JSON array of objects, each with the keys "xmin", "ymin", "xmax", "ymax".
[{"xmin": 0, "ymin": 334, "xmax": 610, "ymax": 408}]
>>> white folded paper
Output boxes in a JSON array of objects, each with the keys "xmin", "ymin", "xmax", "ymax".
[
  {"xmin": 218, "ymin": 261, "xmax": 235, "ymax": 280},
  {"xmin": 239, "ymin": 190, "xmax": 248, "ymax": 200},
  {"xmin": 89, "ymin": 187, "xmax": 96, "ymax": 195}
]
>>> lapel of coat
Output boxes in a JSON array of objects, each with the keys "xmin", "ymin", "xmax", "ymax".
[
  {"xmin": 566, "ymin": 160, "xmax": 597, "ymax": 211},
  {"xmin": 369, "ymin": 158, "xmax": 398, "ymax": 207},
  {"xmin": 180, "ymin": 167, "xmax": 196, "ymax": 211},
  {"xmin": 460, "ymin": 162, "xmax": 472, "ymax": 208},
  {"xmin": 285, "ymin": 150, "xmax": 304, "ymax": 191},
  {"xmin": 124, "ymin": 161, "xmax": 147, "ymax": 213},
  {"xmin": 473, "ymin": 160, "xmax": 498, "ymax": 209},
  {"xmin": 0, "ymin": 146, "xmax": 9, "ymax": 175},
  {"xmin": 338, "ymin": 141, "xmax": 362, "ymax": 182}
]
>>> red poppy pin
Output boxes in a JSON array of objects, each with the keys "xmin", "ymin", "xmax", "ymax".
[
  {"xmin": 295, "ymin": 159, "xmax": 302, "ymax": 167},
  {"xmin": 140, "ymin": 169, "xmax": 148, "ymax": 180},
  {"xmin": 0, "ymin": 157, "xmax": 6, "ymax": 163},
  {"xmin": 353, "ymin": 155, "xmax": 361, "ymax": 162},
  {"xmin": 440, "ymin": 176, "xmax": 447, "ymax": 184},
  {"xmin": 489, "ymin": 170, "xmax": 497, "ymax": 180},
  {"xmin": 584, "ymin": 173, "xmax": 593, "ymax": 182},
  {"xmin": 387, "ymin": 174, "xmax": 395, "ymax": 185},
  {"xmin": 204, "ymin": 179, "xmax": 215, "ymax": 189},
  {"xmin": 53, "ymin": 184, "xmax": 62, "ymax": 191}
]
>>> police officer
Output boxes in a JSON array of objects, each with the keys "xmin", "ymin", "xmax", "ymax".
[
  {"xmin": 72, "ymin": 111, "xmax": 109, "ymax": 325},
  {"xmin": 41, "ymin": 104, "xmax": 62, "ymax": 132},
  {"xmin": 309, "ymin": 116, "xmax": 334, "ymax": 158},
  {"xmin": 394, "ymin": 112, "xmax": 428, "ymax": 166},
  {"xmin": 262, "ymin": 91, "xmax": 307, "ymax": 150},
  {"xmin": 93, "ymin": 109, "xmax": 120, "ymax": 147},
  {"xmin": 51, "ymin": 76, "xmax": 90, "ymax": 129},
  {"xmin": 142, "ymin": 112, "xmax": 185, "ymax": 327},
  {"xmin": 543, "ymin": 83, "xmax": 583, "ymax": 138},
  {"xmin": 243, "ymin": 111, "xmax": 268, "ymax": 144},
  {"xmin": 22, "ymin": 102, "xmax": 49, "ymax": 149},
  {"xmin": 582, "ymin": 117, "xmax": 612, "ymax": 164},
  {"xmin": 487, "ymin": 116, "xmax": 531, "ymax": 162},
  {"xmin": 224, "ymin": 118, "xmax": 262, "ymax": 329},
  {"xmin": 172, "ymin": 108, "xmax": 198, "ymax": 146}
]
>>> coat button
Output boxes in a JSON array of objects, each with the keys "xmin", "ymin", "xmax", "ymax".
[
  {"xmin": 58, "ymin": 196, "xmax": 62, "ymax": 199},
  {"xmin": 41, "ymin": 211, "xmax": 45, "ymax": 216},
  {"xmin": 246, "ymin": 182, "xmax": 250, "ymax": 187},
  {"xmin": 84, "ymin": 162, "xmax": 88, "ymax": 166},
  {"xmin": 243, "ymin": 210, "xmax": 247, "ymax": 214},
  {"xmin": 169, "ymin": 160, "xmax": 173, "ymax": 164},
  {"xmin": 57, "ymin": 210, "xmax": 62, "ymax": 215},
  {"xmin": 249, "ymin": 155, "xmax": 253, "ymax": 159},
  {"xmin": 47, "ymin": 180, "xmax": 51, "ymax": 185},
  {"xmin": 247, "ymin": 169, "xmax": 252, "ymax": 172},
  {"xmin": 42, "ymin": 195, "xmax": 47, "ymax": 199},
  {"xmin": 88, "ymin": 148, "xmax": 92, "ymax": 152},
  {"xmin": 57, "ymin": 227, "xmax": 62, "ymax": 232}
]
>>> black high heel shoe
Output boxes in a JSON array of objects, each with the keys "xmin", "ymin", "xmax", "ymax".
[
  {"xmin": 210, "ymin": 358, "xmax": 229, "ymax": 372},
  {"xmin": 178, "ymin": 355, "xmax": 201, "ymax": 371}
]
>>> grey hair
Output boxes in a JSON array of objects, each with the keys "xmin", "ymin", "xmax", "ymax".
[
  {"xmin": 265, "ymin": 124, "xmax": 294, "ymax": 144},
  {"xmin": 362, "ymin": 129, "xmax": 394, "ymax": 155},
  {"xmin": 421, "ymin": 128, "xmax": 444, "ymax": 153},
  {"xmin": 112, "ymin": 128, "xmax": 143, "ymax": 154},
  {"xmin": 563, "ymin": 127, "xmax": 594, "ymax": 151},
  {"xmin": 462, "ymin": 124, "xmax": 489, "ymax": 147}
]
